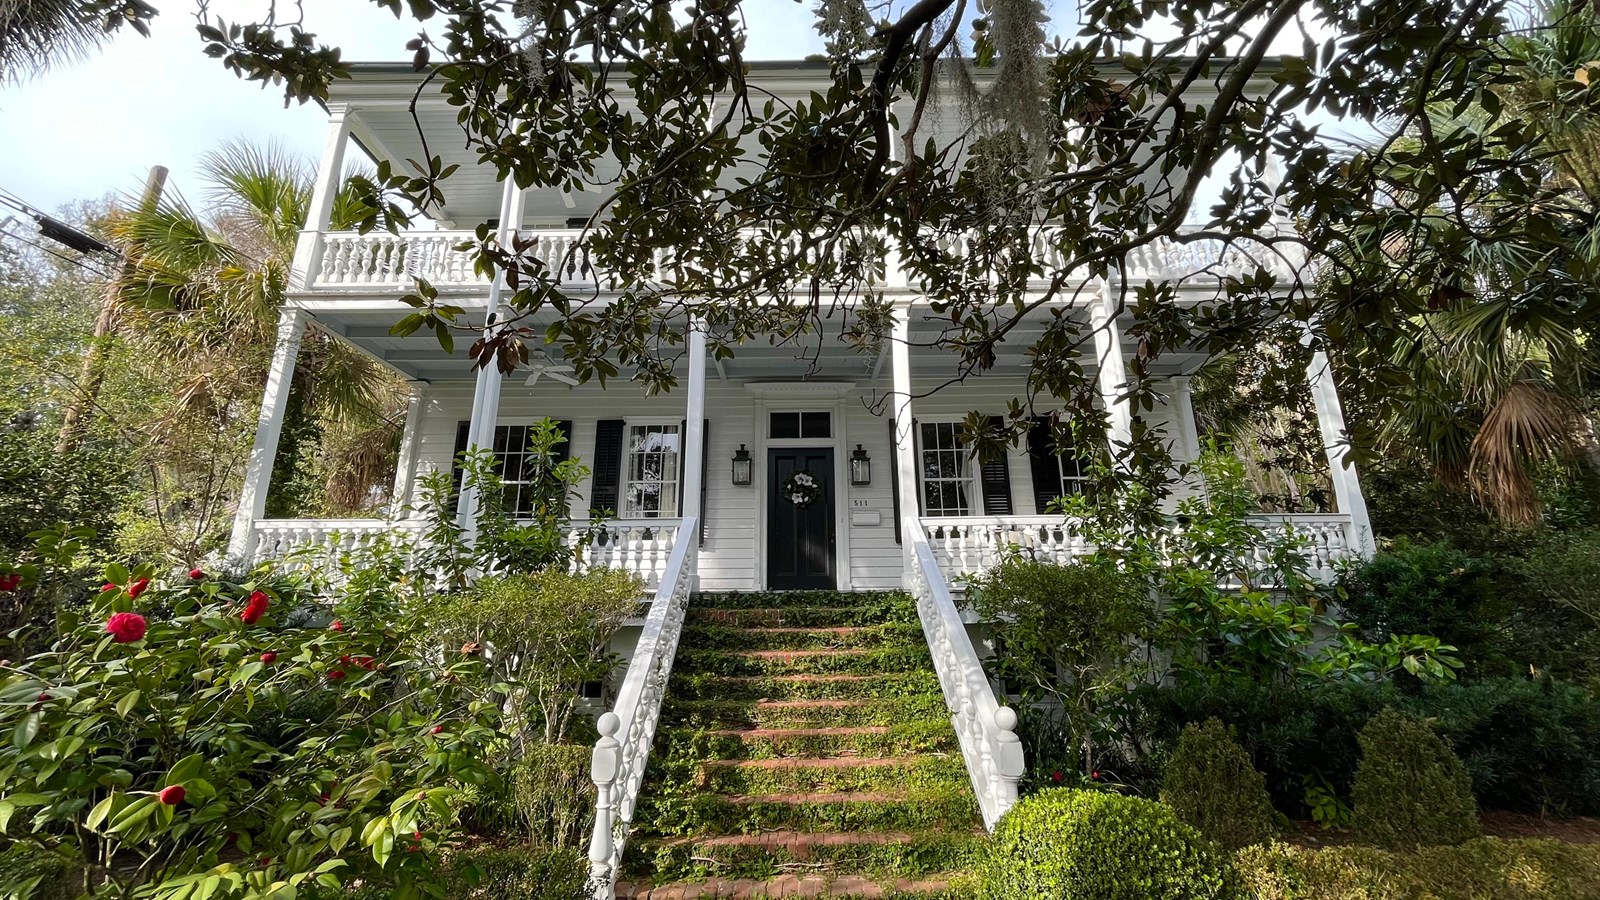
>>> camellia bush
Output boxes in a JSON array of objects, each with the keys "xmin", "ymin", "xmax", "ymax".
[{"xmin": 0, "ymin": 528, "xmax": 511, "ymax": 900}]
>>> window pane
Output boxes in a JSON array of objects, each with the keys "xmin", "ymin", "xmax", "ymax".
[
  {"xmin": 770, "ymin": 412, "xmax": 800, "ymax": 439},
  {"xmin": 624, "ymin": 423, "xmax": 680, "ymax": 518},
  {"xmin": 801, "ymin": 411, "xmax": 831, "ymax": 438}
]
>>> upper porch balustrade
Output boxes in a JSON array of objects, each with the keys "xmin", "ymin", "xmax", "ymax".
[{"xmin": 301, "ymin": 226, "xmax": 1298, "ymax": 295}]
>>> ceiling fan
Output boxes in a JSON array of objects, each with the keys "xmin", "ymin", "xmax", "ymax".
[{"xmin": 524, "ymin": 353, "xmax": 579, "ymax": 387}]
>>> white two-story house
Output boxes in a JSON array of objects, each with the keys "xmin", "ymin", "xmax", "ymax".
[
  {"xmin": 217, "ymin": 61, "xmax": 1377, "ymax": 892},
  {"xmin": 225, "ymin": 60, "xmax": 1373, "ymax": 596}
]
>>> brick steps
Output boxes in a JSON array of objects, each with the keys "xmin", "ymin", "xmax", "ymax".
[
  {"xmin": 626, "ymin": 590, "xmax": 980, "ymax": 896},
  {"xmin": 616, "ymin": 873, "xmax": 964, "ymax": 899}
]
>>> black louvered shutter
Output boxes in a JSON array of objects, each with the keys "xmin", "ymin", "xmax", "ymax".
[
  {"xmin": 1027, "ymin": 419, "xmax": 1062, "ymax": 514},
  {"xmin": 978, "ymin": 415, "xmax": 1014, "ymax": 515},
  {"xmin": 590, "ymin": 419, "xmax": 626, "ymax": 515},
  {"xmin": 699, "ymin": 419, "xmax": 709, "ymax": 546},
  {"xmin": 450, "ymin": 420, "xmax": 471, "ymax": 501}
]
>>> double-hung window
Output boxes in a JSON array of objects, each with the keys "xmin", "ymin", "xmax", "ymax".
[
  {"xmin": 918, "ymin": 421, "xmax": 972, "ymax": 516},
  {"xmin": 1053, "ymin": 440, "xmax": 1090, "ymax": 497},
  {"xmin": 623, "ymin": 423, "xmax": 681, "ymax": 518}
]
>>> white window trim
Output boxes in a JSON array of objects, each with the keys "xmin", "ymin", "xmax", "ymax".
[
  {"xmin": 621, "ymin": 418, "xmax": 684, "ymax": 520},
  {"xmin": 915, "ymin": 419, "xmax": 982, "ymax": 518}
]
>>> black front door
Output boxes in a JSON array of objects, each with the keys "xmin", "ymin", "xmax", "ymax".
[{"xmin": 767, "ymin": 447, "xmax": 836, "ymax": 590}]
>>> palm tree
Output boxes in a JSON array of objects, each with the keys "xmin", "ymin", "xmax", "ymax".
[
  {"xmin": 1332, "ymin": 1, "xmax": 1600, "ymax": 524},
  {"xmin": 0, "ymin": 0, "xmax": 156, "ymax": 81},
  {"xmin": 109, "ymin": 141, "xmax": 406, "ymax": 557}
]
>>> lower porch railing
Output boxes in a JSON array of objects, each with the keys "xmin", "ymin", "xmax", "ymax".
[
  {"xmin": 921, "ymin": 511, "xmax": 1358, "ymax": 585},
  {"xmin": 245, "ymin": 517, "xmax": 684, "ymax": 590},
  {"xmin": 906, "ymin": 525, "xmax": 1026, "ymax": 830},
  {"xmin": 584, "ymin": 515, "xmax": 698, "ymax": 897}
]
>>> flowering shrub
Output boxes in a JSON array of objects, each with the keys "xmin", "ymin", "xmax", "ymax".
[{"xmin": 0, "ymin": 541, "xmax": 510, "ymax": 899}]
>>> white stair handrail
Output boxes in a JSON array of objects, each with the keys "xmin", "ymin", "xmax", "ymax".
[
  {"xmin": 907, "ymin": 528, "xmax": 1025, "ymax": 830},
  {"xmin": 586, "ymin": 514, "xmax": 697, "ymax": 897}
]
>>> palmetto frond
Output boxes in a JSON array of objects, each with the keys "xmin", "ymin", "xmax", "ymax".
[
  {"xmin": 0, "ymin": 0, "xmax": 154, "ymax": 82},
  {"xmin": 107, "ymin": 139, "xmax": 407, "ymax": 514}
]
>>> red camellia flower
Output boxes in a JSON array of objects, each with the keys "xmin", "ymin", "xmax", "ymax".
[
  {"xmin": 127, "ymin": 578, "xmax": 150, "ymax": 599},
  {"xmin": 1051, "ymin": 770, "xmax": 1064, "ymax": 783},
  {"xmin": 99, "ymin": 583, "xmax": 116, "ymax": 593},
  {"xmin": 0, "ymin": 573, "xmax": 20, "ymax": 592},
  {"xmin": 1091, "ymin": 771, "xmax": 1102, "ymax": 781},
  {"xmin": 329, "ymin": 620, "xmax": 345, "ymax": 632},
  {"xmin": 240, "ymin": 590, "xmax": 269, "ymax": 625},
  {"xmin": 104, "ymin": 612, "xmax": 147, "ymax": 643},
  {"xmin": 36, "ymin": 692, "xmax": 49, "ymax": 702},
  {"xmin": 158, "ymin": 784, "xmax": 186, "ymax": 806},
  {"xmin": 188, "ymin": 568, "xmax": 206, "ymax": 580},
  {"xmin": 259, "ymin": 651, "xmax": 277, "ymax": 663},
  {"xmin": 327, "ymin": 669, "xmax": 347, "ymax": 681},
  {"xmin": 353, "ymin": 656, "xmax": 376, "ymax": 671},
  {"xmin": 431, "ymin": 724, "xmax": 444, "ymax": 735}
]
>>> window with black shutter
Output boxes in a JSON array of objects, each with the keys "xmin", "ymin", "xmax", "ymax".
[{"xmin": 1026, "ymin": 419, "xmax": 1089, "ymax": 514}]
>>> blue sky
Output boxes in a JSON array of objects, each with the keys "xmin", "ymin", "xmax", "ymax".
[{"xmin": 0, "ymin": 0, "xmax": 827, "ymax": 214}]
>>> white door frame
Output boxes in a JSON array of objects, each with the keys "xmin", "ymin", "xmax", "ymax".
[{"xmin": 747, "ymin": 382, "xmax": 856, "ymax": 591}]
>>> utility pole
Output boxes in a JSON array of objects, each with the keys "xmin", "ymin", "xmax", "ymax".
[{"xmin": 56, "ymin": 164, "xmax": 167, "ymax": 453}]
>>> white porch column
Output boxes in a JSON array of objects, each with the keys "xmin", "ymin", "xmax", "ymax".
[
  {"xmin": 889, "ymin": 307, "xmax": 921, "ymax": 580},
  {"xmin": 1306, "ymin": 350, "xmax": 1377, "ymax": 557},
  {"xmin": 227, "ymin": 307, "xmax": 306, "ymax": 561},
  {"xmin": 457, "ymin": 180, "xmax": 527, "ymax": 532},
  {"xmin": 1091, "ymin": 287, "xmax": 1134, "ymax": 450},
  {"xmin": 288, "ymin": 106, "xmax": 351, "ymax": 291},
  {"xmin": 681, "ymin": 323, "xmax": 708, "ymax": 523},
  {"xmin": 1169, "ymin": 376, "xmax": 1202, "ymax": 462},
  {"xmin": 390, "ymin": 382, "xmax": 430, "ymax": 515}
]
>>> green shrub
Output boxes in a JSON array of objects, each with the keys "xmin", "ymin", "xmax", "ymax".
[
  {"xmin": 427, "ymin": 567, "xmax": 642, "ymax": 743},
  {"xmin": 1160, "ymin": 719, "xmax": 1276, "ymax": 850},
  {"xmin": 1338, "ymin": 539, "xmax": 1503, "ymax": 665},
  {"xmin": 968, "ymin": 557, "xmax": 1152, "ymax": 774},
  {"xmin": 1129, "ymin": 676, "xmax": 1600, "ymax": 817},
  {"xmin": 1236, "ymin": 837, "xmax": 1600, "ymax": 899},
  {"xmin": 980, "ymin": 788, "xmax": 1238, "ymax": 900},
  {"xmin": 514, "ymin": 743, "xmax": 594, "ymax": 849},
  {"xmin": 1504, "ymin": 530, "xmax": 1600, "ymax": 679},
  {"xmin": 443, "ymin": 846, "xmax": 590, "ymax": 900},
  {"xmin": 0, "ymin": 843, "xmax": 78, "ymax": 900},
  {"xmin": 0, "ymin": 534, "xmax": 513, "ymax": 899},
  {"xmin": 1352, "ymin": 708, "xmax": 1480, "ymax": 850}
]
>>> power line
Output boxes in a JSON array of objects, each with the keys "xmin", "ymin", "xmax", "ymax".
[
  {"xmin": 0, "ymin": 227, "xmax": 116, "ymax": 280},
  {"xmin": 0, "ymin": 186, "xmax": 120, "ymax": 258}
]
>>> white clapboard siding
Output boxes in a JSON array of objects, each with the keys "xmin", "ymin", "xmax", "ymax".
[{"xmin": 403, "ymin": 374, "xmax": 1200, "ymax": 592}]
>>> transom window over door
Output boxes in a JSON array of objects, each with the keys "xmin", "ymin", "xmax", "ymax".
[
  {"xmin": 624, "ymin": 423, "xmax": 681, "ymax": 518},
  {"xmin": 919, "ymin": 422, "xmax": 971, "ymax": 516},
  {"xmin": 769, "ymin": 411, "xmax": 831, "ymax": 439}
]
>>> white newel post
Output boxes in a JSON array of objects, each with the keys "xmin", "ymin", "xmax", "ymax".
[
  {"xmin": 288, "ymin": 106, "xmax": 351, "ymax": 292},
  {"xmin": 681, "ymin": 323, "xmax": 708, "ymax": 523},
  {"xmin": 588, "ymin": 712, "xmax": 622, "ymax": 891},
  {"xmin": 457, "ymin": 180, "xmax": 527, "ymax": 533},
  {"xmin": 227, "ymin": 307, "xmax": 306, "ymax": 561},
  {"xmin": 890, "ymin": 308, "xmax": 921, "ymax": 581},
  {"xmin": 1092, "ymin": 288, "xmax": 1134, "ymax": 450},
  {"xmin": 1306, "ymin": 349, "xmax": 1377, "ymax": 557},
  {"xmin": 390, "ymin": 382, "xmax": 430, "ymax": 514}
]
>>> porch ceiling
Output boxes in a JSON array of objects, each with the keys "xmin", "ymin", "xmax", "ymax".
[{"xmin": 305, "ymin": 303, "xmax": 1213, "ymax": 384}]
